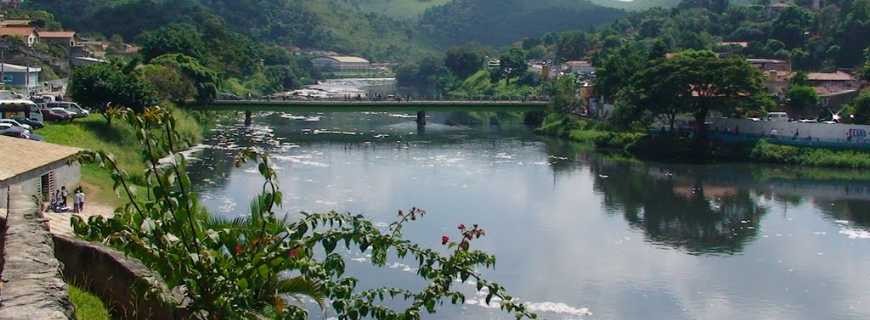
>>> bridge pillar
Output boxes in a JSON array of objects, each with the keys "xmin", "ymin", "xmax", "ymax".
[
  {"xmin": 416, "ymin": 111, "xmax": 426, "ymax": 126},
  {"xmin": 244, "ymin": 111, "xmax": 252, "ymax": 126}
]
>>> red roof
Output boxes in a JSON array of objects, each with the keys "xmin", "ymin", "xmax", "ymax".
[
  {"xmin": 807, "ymin": 71, "xmax": 854, "ymax": 82},
  {"xmin": 0, "ymin": 26, "xmax": 34, "ymax": 37},
  {"xmin": 37, "ymin": 31, "xmax": 76, "ymax": 39}
]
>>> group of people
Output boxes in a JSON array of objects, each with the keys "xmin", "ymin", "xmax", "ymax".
[{"xmin": 49, "ymin": 186, "xmax": 86, "ymax": 213}]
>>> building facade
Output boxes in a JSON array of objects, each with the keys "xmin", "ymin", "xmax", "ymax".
[
  {"xmin": 0, "ymin": 63, "xmax": 40, "ymax": 93},
  {"xmin": 0, "ymin": 136, "xmax": 80, "ymax": 208}
]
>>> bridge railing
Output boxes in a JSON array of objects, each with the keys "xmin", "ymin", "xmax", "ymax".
[{"xmin": 229, "ymin": 95, "xmax": 551, "ymax": 103}]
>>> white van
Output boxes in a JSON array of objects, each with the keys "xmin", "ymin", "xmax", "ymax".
[{"xmin": 767, "ymin": 112, "xmax": 789, "ymax": 122}]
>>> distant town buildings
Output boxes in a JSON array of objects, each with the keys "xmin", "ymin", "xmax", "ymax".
[
  {"xmin": 36, "ymin": 31, "xmax": 77, "ymax": 48},
  {"xmin": 0, "ymin": 26, "xmax": 37, "ymax": 47},
  {"xmin": 0, "ymin": 63, "xmax": 40, "ymax": 92}
]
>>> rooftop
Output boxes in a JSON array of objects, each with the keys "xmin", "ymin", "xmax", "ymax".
[
  {"xmin": 323, "ymin": 56, "xmax": 369, "ymax": 64},
  {"xmin": 807, "ymin": 71, "xmax": 855, "ymax": 81},
  {"xmin": 0, "ymin": 63, "xmax": 41, "ymax": 73},
  {"xmin": 0, "ymin": 26, "xmax": 34, "ymax": 37},
  {"xmin": 747, "ymin": 58, "xmax": 788, "ymax": 64},
  {"xmin": 36, "ymin": 31, "xmax": 76, "ymax": 38},
  {"xmin": 0, "ymin": 136, "xmax": 80, "ymax": 183}
]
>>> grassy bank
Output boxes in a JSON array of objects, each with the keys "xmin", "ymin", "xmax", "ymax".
[
  {"xmin": 69, "ymin": 285, "xmax": 110, "ymax": 320},
  {"xmin": 40, "ymin": 107, "xmax": 205, "ymax": 205},
  {"xmin": 537, "ymin": 112, "xmax": 870, "ymax": 169}
]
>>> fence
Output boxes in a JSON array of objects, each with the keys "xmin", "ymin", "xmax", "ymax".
[{"xmin": 709, "ymin": 118, "xmax": 870, "ymax": 150}]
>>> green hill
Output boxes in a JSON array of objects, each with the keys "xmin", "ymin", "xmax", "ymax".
[
  {"xmin": 339, "ymin": 0, "xmax": 452, "ymax": 19},
  {"xmin": 419, "ymin": 0, "xmax": 626, "ymax": 46},
  {"xmin": 589, "ymin": 0, "xmax": 681, "ymax": 10}
]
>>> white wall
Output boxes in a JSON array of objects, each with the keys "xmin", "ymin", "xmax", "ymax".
[{"xmin": 710, "ymin": 118, "xmax": 870, "ymax": 146}]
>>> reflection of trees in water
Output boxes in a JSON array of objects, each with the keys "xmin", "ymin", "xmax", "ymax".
[
  {"xmin": 817, "ymin": 199, "xmax": 870, "ymax": 230},
  {"xmin": 590, "ymin": 161, "xmax": 767, "ymax": 255},
  {"xmin": 188, "ymin": 121, "xmax": 281, "ymax": 191}
]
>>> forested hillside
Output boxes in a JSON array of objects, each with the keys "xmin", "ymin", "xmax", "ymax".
[
  {"xmin": 23, "ymin": 0, "xmax": 429, "ymax": 61},
  {"xmin": 419, "ymin": 0, "xmax": 626, "ymax": 46}
]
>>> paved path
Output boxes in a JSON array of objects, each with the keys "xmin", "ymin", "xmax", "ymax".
[
  {"xmin": 44, "ymin": 202, "xmax": 114, "ymax": 237},
  {"xmin": 0, "ymin": 185, "xmax": 73, "ymax": 320}
]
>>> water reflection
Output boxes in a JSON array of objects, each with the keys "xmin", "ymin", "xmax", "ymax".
[
  {"xmin": 186, "ymin": 111, "xmax": 870, "ymax": 320},
  {"xmin": 589, "ymin": 162, "xmax": 767, "ymax": 255}
]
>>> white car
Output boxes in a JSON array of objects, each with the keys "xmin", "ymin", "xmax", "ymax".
[
  {"xmin": 0, "ymin": 118, "xmax": 32, "ymax": 131},
  {"xmin": 50, "ymin": 107, "xmax": 76, "ymax": 118}
]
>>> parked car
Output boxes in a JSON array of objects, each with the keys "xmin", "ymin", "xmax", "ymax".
[
  {"xmin": 47, "ymin": 102, "xmax": 90, "ymax": 118},
  {"xmin": 0, "ymin": 118, "xmax": 32, "ymax": 131},
  {"xmin": 13, "ymin": 116, "xmax": 43, "ymax": 129},
  {"xmin": 39, "ymin": 104, "xmax": 73, "ymax": 122},
  {"xmin": 0, "ymin": 123, "xmax": 41, "ymax": 140}
]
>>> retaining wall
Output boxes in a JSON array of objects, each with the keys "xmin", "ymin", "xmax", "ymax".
[
  {"xmin": 710, "ymin": 119, "xmax": 870, "ymax": 149},
  {"xmin": 52, "ymin": 236, "xmax": 190, "ymax": 320}
]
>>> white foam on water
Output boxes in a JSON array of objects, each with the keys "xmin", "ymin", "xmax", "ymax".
[
  {"xmin": 840, "ymin": 228, "xmax": 870, "ymax": 239},
  {"xmin": 467, "ymin": 288, "xmax": 592, "ymax": 317},
  {"xmin": 272, "ymin": 154, "xmax": 330, "ymax": 167},
  {"xmin": 835, "ymin": 220, "xmax": 851, "ymax": 225}
]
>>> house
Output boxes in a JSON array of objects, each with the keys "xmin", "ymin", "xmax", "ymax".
[
  {"xmin": 0, "ymin": 63, "xmax": 41, "ymax": 93},
  {"xmin": 748, "ymin": 58, "xmax": 791, "ymax": 73},
  {"xmin": 0, "ymin": 136, "xmax": 81, "ymax": 208},
  {"xmin": 37, "ymin": 31, "xmax": 77, "ymax": 48},
  {"xmin": 0, "ymin": 19, "xmax": 30, "ymax": 27},
  {"xmin": 807, "ymin": 71, "xmax": 860, "ymax": 91},
  {"xmin": 0, "ymin": 26, "xmax": 37, "ymax": 47},
  {"xmin": 563, "ymin": 60, "xmax": 595, "ymax": 75},
  {"xmin": 311, "ymin": 56, "xmax": 371, "ymax": 72},
  {"xmin": 761, "ymin": 70, "xmax": 793, "ymax": 98}
]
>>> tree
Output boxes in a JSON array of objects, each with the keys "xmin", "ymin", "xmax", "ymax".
[
  {"xmin": 629, "ymin": 50, "xmax": 767, "ymax": 139},
  {"xmin": 444, "ymin": 46, "xmax": 484, "ymax": 79},
  {"xmin": 151, "ymin": 54, "xmax": 220, "ymax": 104},
  {"xmin": 495, "ymin": 48, "xmax": 528, "ymax": 85},
  {"xmin": 770, "ymin": 7, "xmax": 813, "ymax": 48},
  {"xmin": 139, "ymin": 23, "xmax": 207, "ymax": 62},
  {"xmin": 862, "ymin": 48, "xmax": 870, "ymax": 81},
  {"xmin": 139, "ymin": 64, "xmax": 196, "ymax": 104},
  {"xmin": 68, "ymin": 63, "xmax": 157, "ymax": 126},
  {"xmin": 556, "ymin": 32, "xmax": 590, "ymax": 61},
  {"xmin": 594, "ymin": 43, "xmax": 648, "ymax": 101},
  {"xmin": 846, "ymin": 91, "xmax": 870, "ymax": 124},
  {"xmin": 786, "ymin": 85, "xmax": 819, "ymax": 119}
]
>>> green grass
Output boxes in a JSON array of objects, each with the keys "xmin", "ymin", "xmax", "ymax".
[
  {"xmin": 748, "ymin": 140, "xmax": 870, "ymax": 169},
  {"xmin": 69, "ymin": 285, "xmax": 111, "ymax": 320},
  {"xmin": 40, "ymin": 107, "xmax": 204, "ymax": 205}
]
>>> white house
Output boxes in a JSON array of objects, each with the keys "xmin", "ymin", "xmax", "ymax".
[{"xmin": 311, "ymin": 56, "xmax": 371, "ymax": 72}]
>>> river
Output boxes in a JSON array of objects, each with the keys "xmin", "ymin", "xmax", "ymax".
[{"xmin": 186, "ymin": 110, "xmax": 870, "ymax": 320}]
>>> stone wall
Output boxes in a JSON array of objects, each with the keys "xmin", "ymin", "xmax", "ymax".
[{"xmin": 52, "ymin": 236, "xmax": 191, "ymax": 320}]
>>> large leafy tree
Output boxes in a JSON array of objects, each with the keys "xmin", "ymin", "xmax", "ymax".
[
  {"xmin": 627, "ymin": 50, "xmax": 766, "ymax": 138},
  {"xmin": 846, "ymin": 91, "xmax": 870, "ymax": 124},
  {"xmin": 786, "ymin": 85, "xmax": 820, "ymax": 119},
  {"xmin": 68, "ymin": 62, "xmax": 157, "ymax": 125},
  {"xmin": 139, "ymin": 23, "xmax": 207, "ymax": 62},
  {"xmin": 770, "ymin": 6, "xmax": 814, "ymax": 48},
  {"xmin": 495, "ymin": 48, "xmax": 528, "ymax": 85},
  {"xmin": 444, "ymin": 46, "xmax": 484, "ymax": 79},
  {"xmin": 150, "ymin": 54, "xmax": 221, "ymax": 104}
]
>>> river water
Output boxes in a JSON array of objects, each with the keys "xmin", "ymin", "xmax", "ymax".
[{"xmin": 187, "ymin": 110, "xmax": 870, "ymax": 320}]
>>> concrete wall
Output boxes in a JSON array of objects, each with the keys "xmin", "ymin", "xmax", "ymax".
[
  {"xmin": 53, "ymin": 236, "xmax": 190, "ymax": 320},
  {"xmin": 710, "ymin": 118, "xmax": 870, "ymax": 149}
]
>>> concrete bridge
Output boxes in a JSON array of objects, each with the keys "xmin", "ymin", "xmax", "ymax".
[{"xmin": 197, "ymin": 99, "xmax": 550, "ymax": 126}]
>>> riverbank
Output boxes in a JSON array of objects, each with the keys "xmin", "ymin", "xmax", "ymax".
[
  {"xmin": 537, "ymin": 112, "xmax": 870, "ymax": 169},
  {"xmin": 40, "ymin": 106, "xmax": 206, "ymax": 206}
]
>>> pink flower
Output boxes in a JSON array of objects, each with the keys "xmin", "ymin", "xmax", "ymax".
[
  {"xmin": 234, "ymin": 244, "xmax": 243, "ymax": 255},
  {"xmin": 458, "ymin": 224, "xmax": 466, "ymax": 230},
  {"xmin": 441, "ymin": 235, "xmax": 450, "ymax": 245}
]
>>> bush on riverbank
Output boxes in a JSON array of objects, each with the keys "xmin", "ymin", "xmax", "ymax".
[
  {"xmin": 747, "ymin": 140, "xmax": 870, "ymax": 168},
  {"xmin": 537, "ymin": 113, "xmax": 645, "ymax": 151}
]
